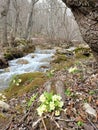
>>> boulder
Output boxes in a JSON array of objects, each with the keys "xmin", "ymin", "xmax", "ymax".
[
  {"xmin": 0, "ymin": 57, "xmax": 8, "ymax": 69},
  {"xmin": 16, "ymin": 59, "xmax": 29, "ymax": 64},
  {"xmin": 0, "ymin": 101, "xmax": 10, "ymax": 112},
  {"xmin": 44, "ymin": 80, "xmax": 66, "ymax": 101}
]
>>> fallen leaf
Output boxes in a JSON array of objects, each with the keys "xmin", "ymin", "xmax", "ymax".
[{"xmin": 88, "ymin": 96, "xmax": 92, "ymax": 103}]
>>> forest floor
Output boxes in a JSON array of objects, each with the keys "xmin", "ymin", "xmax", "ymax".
[{"xmin": 0, "ymin": 41, "xmax": 98, "ymax": 130}]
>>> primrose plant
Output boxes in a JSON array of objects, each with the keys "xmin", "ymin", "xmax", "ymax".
[
  {"xmin": 13, "ymin": 78, "xmax": 22, "ymax": 86},
  {"xmin": 37, "ymin": 92, "xmax": 64, "ymax": 117}
]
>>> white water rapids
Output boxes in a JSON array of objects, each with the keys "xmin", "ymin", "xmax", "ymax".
[{"xmin": 0, "ymin": 49, "xmax": 55, "ymax": 90}]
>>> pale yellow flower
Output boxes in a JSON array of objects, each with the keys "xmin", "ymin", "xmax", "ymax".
[
  {"xmin": 68, "ymin": 66, "xmax": 78, "ymax": 73},
  {"xmin": 0, "ymin": 93, "xmax": 3, "ymax": 96},
  {"xmin": 2, "ymin": 95, "xmax": 6, "ymax": 99},
  {"xmin": 13, "ymin": 80, "xmax": 16, "ymax": 83},
  {"xmin": 39, "ymin": 94, "xmax": 46, "ymax": 103},
  {"xmin": 58, "ymin": 101, "xmax": 64, "ymax": 108},
  {"xmin": 16, "ymin": 83, "xmax": 19, "ymax": 86},
  {"xmin": 52, "ymin": 95, "xmax": 62, "ymax": 101},
  {"xmin": 50, "ymin": 102, "xmax": 55, "ymax": 110},
  {"xmin": 55, "ymin": 110, "xmax": 60, "ymax": 116},
  {"xmin": 18, "ymin": 79, "xmax": 22, "ymax": 83},
  {"xmin": 37, "ymin": 104, "xmax": 47, "ymax": 116}
]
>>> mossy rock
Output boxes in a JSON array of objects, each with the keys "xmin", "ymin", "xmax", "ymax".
[
  {"xmin": 53, "ymin": 54, "xmax": 67, "ymax": 63},
  {"xmin": 0, "ymin": 58, "xmax": 8, "ymax": 69},
  {"xmin": 22, "ymin": 43, "xmax": 35, "ymax": 54},
  {"xmin": 3, "ymin": 40, "xmax": 35, "ymax": 61},
  {"xmin": 4, "ymin": 47, "xmax": 23, "ymax": 60},
  {"xmin": 4, "ymin": 72, "xmax": 47, "ymax": 99},
  {"xmin": 74, "ymin": 46, "xmax": 91, "ymax": 58},
  {"xmin": 17, "ymin": 39, "xmax": 27, "ymax": 46}
]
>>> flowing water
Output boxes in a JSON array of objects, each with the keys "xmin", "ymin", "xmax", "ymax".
[{"xmin": 0, "ymin": 49, "xmax": 55, "ymax": 90}]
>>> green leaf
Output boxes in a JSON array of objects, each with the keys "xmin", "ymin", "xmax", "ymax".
[
  {"xmin": 28, "ymin": 93, "xmax": 37, "ymax": 107},
  {"xmin": 89, "ymin": 90, "xmax": 95, "ymax": 95},
  {"xmin": 65, "ymin": 88, "xmax": 71, "ymax": 96},
  {"xmin": 77, "ymin": 121, "xmax": 84, "ymax": 126}
]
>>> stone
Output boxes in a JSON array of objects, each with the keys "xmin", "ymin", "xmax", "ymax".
[
  {"xmin": 44, "ymin": 80, "xmax": 66, "ymax": 101},
  {"xmin": 16, "ymin": 59, "xmax": 29, "ymax": 64},
  {"xmin": 0, "ymin": 57, "xmax": 8, "ymax": 69},
  {"xmin": 83, "ymin": 103, "xmax": 97, "ymax": 117},
  {"xmin": 0, "ymin": 101, "xmax": 10, "ymax": 112}
]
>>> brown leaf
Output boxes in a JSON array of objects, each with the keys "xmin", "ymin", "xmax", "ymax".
[
  {"xmin": 88, "ymin": 96, "xmax": 92, "ymax": 103},
  {"xmin": 75, "ymin": 116, "xmax": 84, "ymax": 122},
  {"xmin": 96, "ymin": 100, "xmax": 98, "ymax": 106}
]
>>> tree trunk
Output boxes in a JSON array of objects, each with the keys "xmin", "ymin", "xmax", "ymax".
[
  {"xmin": 62, "ymin": 0, "xmax": 98, "ymax": 62},
  {"xmin": 13, "ymin": 0, "xmax": 20, "ymax": 37},
  {"xmin": 24, "ymin": 0, "xmax": 39, "ymax": 40},
  {"xmin": 1, "ymin": 0, "xmax": 10, "ymax": 46}
]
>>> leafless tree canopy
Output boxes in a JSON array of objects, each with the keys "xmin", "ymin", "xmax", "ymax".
[{"xmin": 0, "ymin": 0, "xmax": 82, "ymax": 44}]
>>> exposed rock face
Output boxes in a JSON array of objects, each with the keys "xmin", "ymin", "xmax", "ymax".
[{"xmin": 62, "ymin": 0, "xmax": 98, "ymax": 62}]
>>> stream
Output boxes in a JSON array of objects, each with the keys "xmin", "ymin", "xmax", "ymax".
[{"xmin": 0, "ymin": 48, "xmax": 55, "ymax": 90}]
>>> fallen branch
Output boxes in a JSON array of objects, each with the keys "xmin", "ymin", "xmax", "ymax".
[
  {"xmin": 42, "ymin": 117, "xmax": 48, "ymax": 130},
  {"xmin": 87, "ymin": 118, "xmax": 98, "ymax": 130}
]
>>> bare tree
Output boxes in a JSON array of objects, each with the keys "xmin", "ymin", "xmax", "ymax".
[
  {"xmin": 1, "ymin": 0, "xmax": 10, "ymax": 46},
  {"xmin": 12, "ymin": 0, "xmax": 20, "ymax": 37},
  {"xmin": 24, "ymin": 0, "xmax": 39, "ymax": 40}
]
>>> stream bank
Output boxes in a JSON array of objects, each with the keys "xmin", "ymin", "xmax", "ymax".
[{"xmin": 0, "ymin": 43, "xmax": 98, "ymax": 130}]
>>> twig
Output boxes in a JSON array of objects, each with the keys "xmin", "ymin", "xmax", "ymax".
[
  {"xmin": 4, "ymin": 116, "xmax": 14, "ymax": 130},
  {"xmin": 52, "ymin": 119, "xmax": 63, "ymax": 130},
  {"xmin": 47, "ymin": 115, "xmax": 75, "ymax": 122},
  {"xmin": 32, "ymin": 118, "xmax": 42, "ymax": 128},
  {"xmin": 54, "ymin": 117, "xmax": 75, "ymax": 122},
  {"xmin": 19, "ymin": 98, "xmax": 38, "ymax": 124},
  {"xmin": 41, "ymin": 117, "xmax": 48, "ymax": 130},
  {"xmin": 87, "ymin": 118, "xmax": 98, "ymax": 130}
]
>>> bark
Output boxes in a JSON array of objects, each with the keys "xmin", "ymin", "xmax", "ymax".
[
  {"xmin": 13, "ymin": 0, "xmax": 19, "ymax": 37},
  {"xmin": 62, "ymin": 0, "xmax": 98, "ymax": 62},
  {"xmin": 1, "ymin": 0, "xmax": 10, "ymax": 46},
  {"xmin": 24, "ymin": 0, "xmax": 39, "ymax": 40}
]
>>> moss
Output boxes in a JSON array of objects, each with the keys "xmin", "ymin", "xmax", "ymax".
[
  {"xmin": 18, "ymin": 39, "xmax": 27, "ymax": 45},
  {"xmin": 4, "ymin": 72, "xmax": 47, "ymax": 99},
  {"xmin": 51, "ymin": 59, "xmax": 75, "ymax": 72},
  {"xmin": 53, "ymin": 54, "xmax": 67, "ymax": 63},
  {"xmin": 0, "ymin": 113, "xmax": 6, "ymax": 119},
  {"xmin": 3, "ymin": 43, "xmax": 35, "ymax": 60},
  {"xmin": 15, "ymin": 105, "xmax": 24, "ymax": 114},
  {"xmin": 4, "ymin": 48, "xmax": 23, "ymax": 60},
  {"xmin": 74, "ymin": 47, "xmax": 91, "ymax": 59}
]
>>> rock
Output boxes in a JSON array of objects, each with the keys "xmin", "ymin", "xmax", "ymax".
[
  {"xmin": 55, "ymin": 80, "xmax": 66, "ymax": 101},
  {"xmin": 0, "ymin": 101, "xmax": 10, "ymax": 112},
  {"xmin": 83, "ymin": 103, "xmax": 97, "ymax": 117},
  {"xmin": 4, "ymin": 67, "xmax": 10, "ymax": 72},
  {"xmin": 0, "ymin": 57, "xmax": 8, "ymax": 69},
  {"xmin": 4, "ymin": 48, "xmax": 23, "ymax": 60},
  {"xmin": 16, "ymin": 59, "xmax": 29, "ymax": 64},
  {"xmin": 53, "ymin": 54, "xmax": 67, "ymax": 63},
  {"xmin": 44, "ymin": 80, "xmax": 66, "ymax": 101}
]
